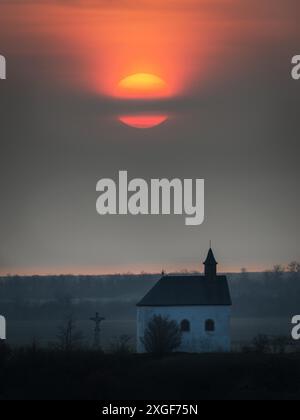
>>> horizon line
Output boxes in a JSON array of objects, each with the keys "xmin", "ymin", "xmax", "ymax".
[{"xmin": 0, "ymin": 268, "xmax": 285, "ymax": 278}]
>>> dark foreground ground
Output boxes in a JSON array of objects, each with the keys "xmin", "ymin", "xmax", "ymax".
[{"xmin": 0, "ymin": 345, "xmax": 299, "ymax": 400}]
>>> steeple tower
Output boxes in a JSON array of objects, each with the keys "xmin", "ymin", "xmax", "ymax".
[{"xmin": 204, "ymin": 248, "xmax": 218, "ymax": 279}]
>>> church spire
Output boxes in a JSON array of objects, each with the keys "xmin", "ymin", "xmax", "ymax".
[{"xmin": 204, "ymin": 248, "xmax": 218, "ymax": 279}]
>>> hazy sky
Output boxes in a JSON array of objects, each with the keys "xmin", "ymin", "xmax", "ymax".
[{"xmin": 0, "ymin": 0, "xmax": 299, "ymax": 275}]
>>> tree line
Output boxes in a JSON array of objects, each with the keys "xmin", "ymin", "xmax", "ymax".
[{"xmin": 0, "ymin": 266, "xmax": 299, "ymax": 320}]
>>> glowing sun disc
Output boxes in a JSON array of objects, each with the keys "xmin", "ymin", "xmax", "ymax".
[
  {"xmin": 118, "ymin": 73, "xmax": 168, "ymax": 98},
  {"xmin": 119, "ymin": 114, "xmax": 168, "ymax": 129}
]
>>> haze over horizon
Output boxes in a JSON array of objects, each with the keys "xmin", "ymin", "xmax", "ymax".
[{"xmin": 0, "ymin": 261, "xmax": 280, "ymax": 277}]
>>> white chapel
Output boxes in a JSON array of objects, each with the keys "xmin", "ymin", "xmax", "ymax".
[{"xmin": 137, "ymin": 248, "xmax": 232, "ymax": 353}]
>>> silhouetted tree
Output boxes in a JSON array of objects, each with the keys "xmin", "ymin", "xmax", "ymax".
[
  {"xmin": 271, "ymin": 336, "xmax": 289, "ymax": 354},
  {"xmin": 241, "ymin": 268, "xmax": 249, "ymax": 280},
  {"xmin": 142, "ymin": 315, "xmax": 182, "ymax": 356},
  {"xmin": 273, "ymin": 265, "xmax": 285, "ymax": 276},
  {"xmin": 56, "ymin": 315, "xmax": 84, "ymax": 352}
]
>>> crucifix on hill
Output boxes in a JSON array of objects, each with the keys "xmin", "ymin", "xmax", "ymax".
[{"xmin": 90, "ymin": 312, "xmax": 105, "ymax": 349}]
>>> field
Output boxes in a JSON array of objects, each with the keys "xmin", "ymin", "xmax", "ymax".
[{"xmin": 0, "ymin": 348, "xmax": 299, "ymax": 400}]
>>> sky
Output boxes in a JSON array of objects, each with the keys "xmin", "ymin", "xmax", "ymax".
[{"xmin": 0, "ymin": 0, "xmax": 299, "ymax": 275}]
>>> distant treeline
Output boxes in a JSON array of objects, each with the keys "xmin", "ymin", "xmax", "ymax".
[
  {"xmin": 0, "ymin": 274, "xmax": 159, "ymax": 302},
  {"xmin": 0, "ymin": 270, "xmax": 299, "ymax": 320}
]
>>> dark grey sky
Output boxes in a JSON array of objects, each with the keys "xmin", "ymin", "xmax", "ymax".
[{"xmin": 0, "ymin": 0, "xmax": 299, "ymax": 274}]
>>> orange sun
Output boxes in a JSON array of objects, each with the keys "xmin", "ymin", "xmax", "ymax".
[
  {"xmin": 117, "ymin": 73, "xmax": 168, "ymax": 99},
  {"xmin": 119, "ymin": 114, "xmax": 168, "ymax": 129},
  {"xmin": 117, "ymin": 73, "xmax": 169, "ymax": 128}
]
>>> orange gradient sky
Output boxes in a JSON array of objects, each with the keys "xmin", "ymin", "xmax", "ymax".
[{"xmin": 0, "ymin": 0, "xmax": 299, "ymax": 276}]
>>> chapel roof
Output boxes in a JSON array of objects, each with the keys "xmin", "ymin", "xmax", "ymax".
[{"xmin": 137, "ymin": 274, "xmax": 232, "ymax": 307}]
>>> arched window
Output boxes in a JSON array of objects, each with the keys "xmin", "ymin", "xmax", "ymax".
[
  {"xmin": 205, "ymin": 319, "xmax": 215, "ymax": 332},
  {"xmin": 180, "ymin": 319, "xmax": 190, "ymax": 332}
]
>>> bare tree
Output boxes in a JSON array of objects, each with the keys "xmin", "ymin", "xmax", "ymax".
[
  {"xmin": 287, "ymin": 261, "xmax": 300, "ymax": 273},
  {"xmin": 271, "ymin": 336, "xmax": 289, "ymax": 354},
  {"xmin": 273, "ymin": 265, "xmax": 285, "ymax": 276},
  {"xmin": 142, "ymin": 315, "xmax": 182, "ymax": 356},
  {"xmin": 56, "ymin": 315, "xmax": 84, "ymax": 352},
  {"xmin": 241, "ymin": 268, "xmax": 249, "ymax": 280}
]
